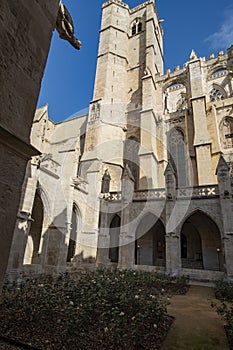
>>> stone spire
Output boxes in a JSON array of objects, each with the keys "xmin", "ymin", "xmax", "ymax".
[{"xmin": 190, "ymin": 49, "xmax": 197, "ymax": 60}]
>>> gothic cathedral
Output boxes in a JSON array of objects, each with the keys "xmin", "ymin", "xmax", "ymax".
[{"xmin": 7, "ymin": 0, "xmax": 233, "ymax": 282}]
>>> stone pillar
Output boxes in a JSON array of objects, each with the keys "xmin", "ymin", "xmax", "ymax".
[
  {"xmin": 188, "ymin": 54, "xmax": 213, "ymax": 185},
  {"xmin": 96, "ymin": 198, "xmax": 110, "ymax": 267},
  {"xmin": 41, "ymin": 223, "xmax": 67, "ymax": 274},
  {"xmin": 216, "ymin": 155, "xmax": 233, "ymax": 278},
  {"xmin": 118, "ymin": 165, "xmax": 135, "ymax": 269},
  {"xmin": 164, "ymin": 162, "xmax": 181, "ymax": 275}
]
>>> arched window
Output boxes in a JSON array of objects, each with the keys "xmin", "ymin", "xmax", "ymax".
[
  {"xmin": 131, "ymin": 19, "xmax": 142, "ymax": 36},
  {"xmin": 164, "ymin": 83, "xmax": 187, "ymax": 113},
  {"xmin": 67, "ymin": 205, "xmax": 80, "ymax": 262},
  {"xmin": 220, "ymin": 117, "xmax": 233, "ymax": 149},
  {"xmin": 210, "ymin": 85, "xmax": 226, "ymax": 102},
  {"xmin": 169, "ymin": 128, "xmax": 187, "ymax": 187},
  {"xmin": 137, "ymin": 22, "xmax": 142, "ymax": 33},
  {"xmin": 24, "ymin": 191, "xmax": 44, "ymax": 265},
  {"xmin": 124, "ymin": 136, "xmax": 140, "ymax": 189},
  {"xmin": 132, "ymin": 24, "xmax": 136, "ymax": 35}
]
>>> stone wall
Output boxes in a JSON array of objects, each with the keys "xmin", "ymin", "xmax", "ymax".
[{"xmin": 0, "ymin": 0, "xmax": 60, "ymax": 292}]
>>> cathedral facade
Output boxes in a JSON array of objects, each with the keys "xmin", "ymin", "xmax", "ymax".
[{"xmin": 7, "ymin": 0, "xmax": 233, "ymax": 282}]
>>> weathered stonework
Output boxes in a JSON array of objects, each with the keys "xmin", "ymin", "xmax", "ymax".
[
  {"xmin": 0, "ymin": 0, "xmax": 60, "ymax": 292},
  {"xmin": 6, "ymin": 0, "xmax": 233, "ymax": 283}
]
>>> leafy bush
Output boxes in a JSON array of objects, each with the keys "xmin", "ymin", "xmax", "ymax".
[
  {"xmin": 215, "ymin": 280, "xmax": 233, "ymax": 349},
  {"xmin": 0, "ymin": 270, "xmax": 188, "ymax": 349},
  {"xmin": 215, "ymin": 280, "xmax": 233, "ymax": 302}
]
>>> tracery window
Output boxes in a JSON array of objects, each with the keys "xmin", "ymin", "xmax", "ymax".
[
  {"xmin": 169, "ymin": 128, "xmax": 187, "ymax": 187},
  {"xmin": 210, "ymin": 87, "xmax": 226, "ymax": 102},
  {"xmin": 221, "ymin": 117, "xmax": 233, "ymax": 149},
  {"xmin": 131, "ymin": 20, "xmax": 142, "ymax": 36}
]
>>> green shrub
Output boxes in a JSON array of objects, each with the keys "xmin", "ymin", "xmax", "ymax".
[
  {"xmin": 215, "ymin": 280, "xmax": 233, "ymax": 302},
  {"xmin": 0, "ymin": 270, "xmax": 187, "ymax": 349}
]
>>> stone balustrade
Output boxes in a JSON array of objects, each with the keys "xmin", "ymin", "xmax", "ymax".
[{"xmin": 107, "ymin": 185, "xmax": 220, "ymax": 202}]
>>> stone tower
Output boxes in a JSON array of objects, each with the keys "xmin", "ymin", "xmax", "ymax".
[{"xmin": 77, "ymin": 0, "xmax": 164, "ymax": 259}]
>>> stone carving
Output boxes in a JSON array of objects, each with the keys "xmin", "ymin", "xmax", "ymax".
[
  {"xmin": 56, "ymin": 1, "xmax": 82, "ymax": 50},
  {"xmin": 221, "ymin": 117, "xmax": 233, "ymax": 149},
  {"xmin": 176, "ymin": 92, "xmax": 187, "ymax": 111},
  {"xmin": 89, "ymin": 102, "xmax": 100, "ymax": 123},
  {"xmin": 72, "ymin": 176, "xmax": 88, "ymax": 193},
  {"xmin": 101, "ymin": 169, "xmax": 111, "ymax": 194}
]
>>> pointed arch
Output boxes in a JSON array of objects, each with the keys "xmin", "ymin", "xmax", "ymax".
[
  {"xmin": 131, "ymin": 18, "xmax": 143, "ymax": 36},
  {"xmin": 135, "ymin": 213, "xmax": 165, "ymax": 266},
  {"xmin": 209, "ymin": 83, "xmax": 227, "ymax": 102},
  {"xmin": 208, "ymin": 67, "xmax": 228, "ymax": 80},
  {"xmin": 131, "ymin": 23, "xmax": 136, "ymax": 35},
  {"xmin": 67, "ymin": 203, "xmax": 81, "ymax": 262},
  {"xmin": 24, "ymin": 189, "xmax": 44, "ymax": 265},
  {"xmin": 36, "ymin": 183, "xmax": 51, "ymax": 224},
  {"xmin": 180, "ymin": 210, "xmax": 224, "ymax": 271},
  {"xmin": 137, "ymin": 21, "xmax": 142, "ymax": 33},
  {"xmin": 163, "ymin": 82, "xmax": 187, "ymax": 113}
]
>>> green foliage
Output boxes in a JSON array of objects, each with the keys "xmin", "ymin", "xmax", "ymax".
[
  {"xmin": 215, "ymin": 280, "xmax": 233, "ymax": 302},
  {"xmin": 0, "ymin": 270, "xmax": 188, "ymax": 350},
  {"xmin": 215, "ymin": 280, "xmax": 233, "ymax": 349}
]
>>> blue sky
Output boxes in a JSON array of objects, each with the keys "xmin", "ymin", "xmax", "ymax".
[{"xmin": 37, "ymin": 0, "xmax": 233, "ymax": 122}]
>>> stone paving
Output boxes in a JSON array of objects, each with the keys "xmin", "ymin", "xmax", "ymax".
[{"xmin": 161, "ymin": 285, "xmax": 229, "ymax": 350}]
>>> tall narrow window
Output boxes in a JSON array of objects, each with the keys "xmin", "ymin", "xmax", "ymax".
[
  {"xmin": 67, "ymin": 206, "xmax": 79, "ymax": 262},
  {"xmin": 169, "ymin": 129, "xmax": 187, "ymax": 187},
  {"xmin": 24, "ymin": 191, "xmax": 44, "ymax": 265},
  {"xmin": 132, "ymin": 24, "xmax": 136, "ymax": 35},
  {"xmin": 137, "ymin": 22, "xmax": 142, "ymax": 33}
]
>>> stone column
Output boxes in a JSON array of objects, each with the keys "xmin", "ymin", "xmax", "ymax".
[
  {"xmin": 140, "ymin": 75, "xmax": 159, "ymax": 190},
  {"xmin": 96, "ymin": 170, "xmax": 112, "ymax": 267},
  {"xmin": 96, "ymin": 198, "xmax": 110, "ymax": 267},
  {"xmin": 216, "ymin": 155, "xmax": 233, "ymax": 278},
  {"xmin": 164, "ymin": 162, "xmax": 181, "ymax": 275},
  {"xmin": 118, "ymin": 165, "xmax": 135, "ymax": 269}
]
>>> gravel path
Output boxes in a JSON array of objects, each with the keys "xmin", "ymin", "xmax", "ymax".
[{"xmin": 161, "ymin": 285, "xmax": 229, "ymax": 350}]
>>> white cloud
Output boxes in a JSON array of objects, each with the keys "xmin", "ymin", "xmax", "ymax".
[{"xmin": 205, "ymin": 6, "xmax": 233, "ymax": 50}]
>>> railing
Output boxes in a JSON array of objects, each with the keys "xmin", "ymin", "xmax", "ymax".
[
  {"xmin": 178, "ymin": 185, "xmax": 219, "ymax": 199},
  {"xmin": 107, "ymin": 185, "xmax": 219, "ymax": 202},
  {"xmin": 133, "ymin": 189, "xmax": 166, "ymax": 201}
]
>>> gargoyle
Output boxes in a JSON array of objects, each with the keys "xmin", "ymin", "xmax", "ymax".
[{"xmin": 56, "ymin": 1, "xmax": 82, "ymax": 50}]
